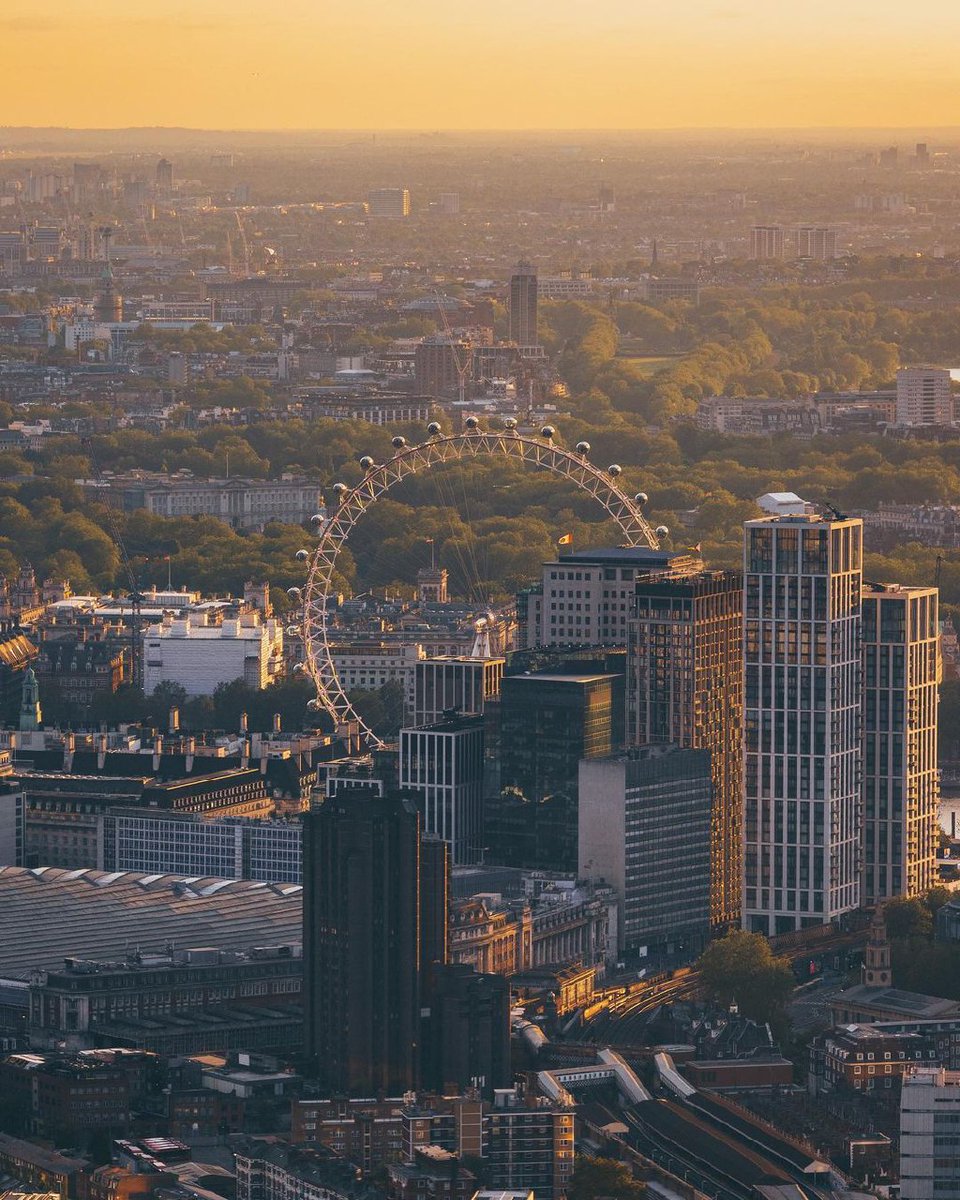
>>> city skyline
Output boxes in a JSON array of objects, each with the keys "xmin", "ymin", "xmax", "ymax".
[{"xmin": 2, "ymin": 0, "xmax": 960, "ymax": 129}]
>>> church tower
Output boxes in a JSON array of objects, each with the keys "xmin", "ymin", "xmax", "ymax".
[
  {"xmin": 861, "ymin": 906, "xmax": 893, "ymax": 988},
  {"xmin": 19, "ymin": 666, "xmax": 41, "ymax": 732}
]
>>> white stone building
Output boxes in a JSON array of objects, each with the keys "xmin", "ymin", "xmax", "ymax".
[{"xmin": 143, "ymin": 611, "xmax": 283, "ymax": 697}]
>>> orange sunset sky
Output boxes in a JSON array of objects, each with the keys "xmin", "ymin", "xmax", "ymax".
[{"xmin": 1, "ymin": 0, "xmax": 958, "ymax": 130}]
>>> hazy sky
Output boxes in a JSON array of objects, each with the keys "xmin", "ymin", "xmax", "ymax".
[{"xmin": 3, "ymin": 0, "xmax": 958, "ymax": 129}]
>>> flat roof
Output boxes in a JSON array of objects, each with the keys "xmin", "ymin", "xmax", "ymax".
[
  {"xmin": 504, "ymin": 672, "xmax": 617, "ymax": 684},
  {"xmin": 550, "ymin": 547, "xmax": 690, "ymax": 564}
]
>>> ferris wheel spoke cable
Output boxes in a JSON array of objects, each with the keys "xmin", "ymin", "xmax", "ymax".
[{"xmin": 298, "ymin": 423, "xmax": 661, "ymax": 748}]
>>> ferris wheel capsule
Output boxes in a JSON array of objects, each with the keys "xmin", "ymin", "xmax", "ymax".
[
  {"xmin": 391, "ymin": 436, "xmax": 406, "ymax": 449},
  {"xmin": 656, "ymin": 525, "xmax": 670, "ymax": 539},
  {"xmin": 635, "ymin": 492, "xmax": 648, "ymax": 506},
  {"xmin": 464, "ymin": 415, "xmax": 479, "ymax": 429},
  {"xmin": 295, "ymin": 549, "xmax": 310, "ymax": 562},
  {"xmin": 286, "ymin": 586, "xmax": 301, "ymax": 600},
  {"xmin": 427, "ymin": 421, "xmax": 442, "ymax": 436},
  {"xmin": 359, "ymin": 455, "xmax": 375, "ymax": 471},
  {"xmin": 310, "ymin": 512, "xmax": 325, "ymax": 523},
  {"xmin": 332, "ymin": 482, "xmax": 349, "ymax": 495},
  {"xmin": 292, "ymin": 662, "xmax": 305, "ymax": 673},
  {"xmin": 503, "ymin": 417, "xmax": 517, "ymax": 430},
  {"xmin": 576, "ymin": 440, "xmax": 591, "ymax": 455},
  {"xmin": 540, "ymin": 425, "xmax": 555, "ymax": 440},
  {"xmin": 608, "ymin": 463, "xmax": 622, "ymax": 477},
  {"xmin": 286, "ymin": 624, "xmax": 299, "ymax": 636},
  {"xmin": 306, "ymin": 698, "xmax": 321, "ymax": 711}
]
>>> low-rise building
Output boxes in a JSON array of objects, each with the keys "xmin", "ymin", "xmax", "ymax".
[
  {"xmin": 28, "ymin": 946, "xmax": 302, "ymax": 1055},
  {"xmin": 143, "ymin": 611, "xmax": 283, "ymax": 696},
  {"xmin": 92, "ymin": 473, "xmax": 323, "ymax": 531},
  {"xmin": 235, "ymin": 1138, "xmax": 384, "ymax": 1200},
  {"xmin": 809, "ymin": 1025, "xmax": 941, "ymax": 1095},
  {"xmin": 99, "ymin": 810, "xmax": 302, "ymax": 881},
  {"xmin": 0, "ymin": 1133, "xmax": 88, "ymax": 1199},
  {"xmin": 330, "ymin": 641, "xmax": 425, "ymax": 713}
]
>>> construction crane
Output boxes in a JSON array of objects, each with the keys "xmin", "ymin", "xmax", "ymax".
[
  {"xmin": 234, "ymin": 211, "xmax": 251, "ymax": 276},
  {"xmin": 82, "ymin": 440, "xmax": 146, "ymax": 691},
  {"xmin": 434, "ymin": 290, "xmax": 471, "ymax": 404}
]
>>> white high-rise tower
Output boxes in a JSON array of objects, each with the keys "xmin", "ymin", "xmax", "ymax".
[{"xmin": 743, "ymin": 513, "xmax": 863, "ymax": 936}]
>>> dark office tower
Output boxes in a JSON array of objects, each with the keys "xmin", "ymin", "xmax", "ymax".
[
  {"xmin": 155, "ymin": 158, "xmax": 173, "ymax": 192},
  {"xmin": 420, "ymin": 833, "xmax": 450, "ymax": 997},
  {"xmin": 303, "ymin": 786, "xmax": 421, "ymax": 1095},
  {"xmin": 509, "ymin": 260, "xmax": 538, "ymax": 351},
  {"xmin": 488, "ymin": 671, "xmax": 623, "ymax": 871},
  {"xmin": 423, "ymin": 963, "xmax": 511, "ymax": 1099},
  {"xmin": 627, "ymin": 569, "xmax": 743, "ymax": 932}
]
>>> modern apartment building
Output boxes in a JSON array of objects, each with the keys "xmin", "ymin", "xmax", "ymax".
[
  {"xmin": 743, "ymin": 513, "xmax": 863, "ymax": 935},
  {"xmin": 489, "ymin": 671, "xmax": 623, "ymax": 872},
  {"xmin": 508, "ymin": 261, "xmax": 538, "ymax": 351},
  {"xmin": 628, "ymin": 569, "xmax": 744, "ymax": 930},
  {"xmin": 795, "ymin": 226, "xmax": 838, "ymax": 260},
  {"xmin": 861, "ymin": 583, "xmax": 940, "ymax": 904},
  {"xmin": 896, "ymin": 366, "xmax": 953, "ymax": 427},
  {"xmin": 367, "ymin": 188, "xmax": 411, "ymax": 218},
  {"xmin": 750, "ymin": 225, "xmax": 785, "ymax": 260}
]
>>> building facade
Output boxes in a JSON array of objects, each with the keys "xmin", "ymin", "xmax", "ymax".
[
  {"xmin": 743, "ymin": 514, "xmax": 863, "ymax": 935},
  {"xmin": 399, "ymin": 714, "xmax": 485, "ymax": 866},
  {"xmin": 413, "ymin": 657, "xmax": 503, "ymax": 727},
  {"xmin": 107, "ymin": 475, "xmax": 323, "ymax": 531},
  {"xmin": 900, "ymin": 1068, "xmax": 960, "ymax": 1200},
  {"xmin": 367, "ymin": 189, "xmax": 411, "ymax": 218},
  {"xmin": 795, "ymin": 227, "xmax": 838, "ymax": 260},
  {"xmin": 99, "ymin": 811, "xmax": 302, "ymax": 882},
  {"xmin": 896, "ymin": 366, "xmax": 953, "ymax": 427},
  {"xmin": 750, "ymin": 225, "xmax": 785, "ymax": 259},
  {"xmin": 508, "ymin": 262, "xmax": 538, "ymax": 351},
  {"xmin": 28, "ymin": 948, "xmax": 303, "ymax": 1055},
  {"xmin": 579, "ymin": 746, "xmax": 713, "ymax": 956},
  {"xmin": 491, "ymin": 672, "xmax": 623, "ymax": 872},
  {"xmin": 143, "ymin": 612, "xmax": 283, "ymax": 696},
  {"xmin": 302, "ymin": 787, "xmax": 423, "ymax": 1094},
  {"xmin": 862, "ymin": 584, "xmax": 940, "ymax": 904},
  {"xmin": 628, "ymin": 569, "xmax": 744, "ymax": 930},
  {"xmin": 517, "ymin": 547, "xmax": 702, "ymax": 651}
]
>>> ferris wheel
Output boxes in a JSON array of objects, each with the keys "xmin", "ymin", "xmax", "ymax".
[{"xmin": 292, "ymin": 418, "xmax": 667, "ymax": 748}]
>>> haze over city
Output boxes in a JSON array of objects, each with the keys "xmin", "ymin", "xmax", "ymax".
[
  {"xmin": 5, "ymin": 3, "xmax": 960, "ymax": 1199},
  {"xmin": 3, "ymin": 0, "xmax": 960, "ymax": 128}
]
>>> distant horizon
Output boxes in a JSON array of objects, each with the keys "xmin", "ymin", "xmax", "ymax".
[
  {"xmin": 3, "ymin": 0, "xmax": 960, "ymax": 132},
  {"xmin": 4, "ymin": 124, "xmax": 960, "ymax": 135}
]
